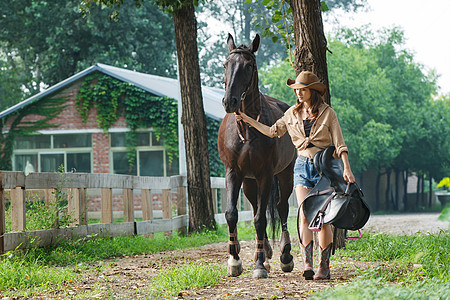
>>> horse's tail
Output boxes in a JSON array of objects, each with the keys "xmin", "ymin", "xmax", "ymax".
[{"xmin": 268, "ymin": 176, "xmax": 281, "ymax": 241}]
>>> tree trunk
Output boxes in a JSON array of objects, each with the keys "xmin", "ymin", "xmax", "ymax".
[
  {"xmin": 394, "ymin": 169, "xmax": 400, "ymax": 211},
  {"xmin": 290, "ymin": 0, "xmax": 331, "ymax": 104},
  {"xmin": 375, "ymin": 169, "xmax": 381, "ymax": 211},
  {"xmin": 290, "ymin": 0, "xmax": 344, "ymax": 248},
  {"xmin": 421, "ymin": 174, "xmax": 426, "ymax": 207},
  {"xmin": 402, "ymin": 169, "xmax": 408, "ymax": 211},
  {"xmin": 428, "ymin": 173, "xmax": 432, "ymax": 207},
  {"xmin": 385, "ymin": 169, "xmax": 391, "ymax": 211},
  {"xmin": 416, "ymin": 173, "xmax": 421, "ymax": 209},
  {"xmin": 173, "ymin": 3, "xmax": 215, "ymax": 232}
]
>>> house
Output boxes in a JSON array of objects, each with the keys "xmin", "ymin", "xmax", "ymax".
[{"xmin": 0, "ymin": 63, "xmax": 225, "ymax": 177}]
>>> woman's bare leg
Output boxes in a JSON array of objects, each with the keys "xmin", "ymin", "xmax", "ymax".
[
  {"xmin": 295, "ymin": 185, "xmax": 312, "ymax": 246},
  {"xmin": 318, "ymin": 224, "xmax": 332, "ymax": 249}
]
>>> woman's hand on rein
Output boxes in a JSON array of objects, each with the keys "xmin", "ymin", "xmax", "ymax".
[{"xmin": 235, "ymin": 110, "xmax": 247, "ymax": 122}]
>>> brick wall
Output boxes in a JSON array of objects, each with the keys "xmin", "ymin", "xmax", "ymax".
[
  {"xmin": 93, "ymin": 132, "xmax": 110, "ymax": 173},
  {"xmin": 4, "ymin": 79, "xmax": 127, "ymax": 131},
  {"xmin": 3, "ymin": 76, "xmax": 155, "ymax": 212}
]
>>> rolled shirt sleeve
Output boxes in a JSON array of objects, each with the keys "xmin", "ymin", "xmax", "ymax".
[
  {"xmin": 329, "ymin": 110, "xmax": 348, "ymax": 157},
  {"xmin": 269, "ymin": 115, "xmax": 288, "ymax": 138}
]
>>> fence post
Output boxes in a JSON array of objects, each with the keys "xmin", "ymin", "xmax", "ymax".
[
  {"xmin": 177, "ymin": 186, "xmax": 187, "ymax": 235},
  {"xmin": 0, "ymin": 172, "xmax": 4, "ymax": 255},
  {"xmin": 123, "ymin": 188, "xmax": 134, "ymax": 223},
  {"xmin": 212, "ymin": 188, "xmax": 218, "ymax": 214},
  {"xmin": 220, "ymin": 188, "xmax": 226, "ymax": 213},
  {"xmin": 11, "ymin": 187, "xmax": 26, "ymax": 231},
  {"xmin": 80, "ymin": 188, "xmax": 87, "ymax": 225},
  {"xmin": 162, "ymin": 189, "xmax": 172, "ymax": 237},
  {"xmin": 68, "ymin": 188, "xmax": 86, "ymax": 226},
  {"xmin": 141, "ymin": 189, "xmax": 153, "ymax": 238},
  {"xmin": 101, "ymin": 188, "xmax": 113, "ymax": 223}
]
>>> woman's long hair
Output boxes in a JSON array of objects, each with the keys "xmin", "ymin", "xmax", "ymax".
[{"xmin": 293, "ymin": 88, "xmax": 324, "ymax": 119}]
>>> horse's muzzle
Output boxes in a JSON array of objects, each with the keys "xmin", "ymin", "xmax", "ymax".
[{"xmin": 222, "ymin": 96, "xmax": 240, "ymax": 113}]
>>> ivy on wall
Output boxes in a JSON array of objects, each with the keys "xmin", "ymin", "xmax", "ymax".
[
  {"xmin": 76, "ymin": 73, "xmax": 225, "ymax": 177},
  {"xmin": 206, "ymin": 117, "xmax": 225, "ymax": 177},
  {"xmin": 76, "ymin": 73, "xmax": 178, "ymax": 166}
]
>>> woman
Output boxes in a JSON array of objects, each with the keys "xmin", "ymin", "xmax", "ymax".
[{"xmin": 236, "ymin": 70, "xmax": 355, "ymax": 280}]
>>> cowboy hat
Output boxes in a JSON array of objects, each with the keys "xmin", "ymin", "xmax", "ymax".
[{"xmin": 286, "ymin": 71, "xmax": 326, "ymax": 95}]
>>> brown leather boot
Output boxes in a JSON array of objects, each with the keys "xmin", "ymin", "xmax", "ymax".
[
  {"xmin": 300, "ymin": 241, "xmax": 314, "ymax": 280},
  {"xmin": 314, "ymin": 243, "xmax": 332, "ymax": 280}
]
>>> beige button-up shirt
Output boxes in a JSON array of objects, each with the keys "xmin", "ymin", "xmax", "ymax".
[{"xmin": 269, "ymin": 103, "xmax": 349, "ymax": 158}]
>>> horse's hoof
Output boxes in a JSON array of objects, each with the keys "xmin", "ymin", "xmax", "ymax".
[
  {"xmin": 264, "ymin": 261, "xmax": 271, "ymax": 273},
  {"xmin": 252, "ymin": 267, "xmax": 268, "ymax": 279},
  {"xmin": 227, "ymin": 257, "xmax": 243, "ymax": 277},
  {"xmin": 280, "ymin": 260, "xmax": 294, "ymax": 272}
]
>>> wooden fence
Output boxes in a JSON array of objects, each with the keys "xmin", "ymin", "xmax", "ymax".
[{"xmin": 0, "ymin": 171, "xmax": 297, "ymax": 254}]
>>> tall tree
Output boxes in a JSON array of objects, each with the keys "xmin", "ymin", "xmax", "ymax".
[
  {"xmin": 196, "ymin": 0, "xmax": 287, "ymax": 87},
  {"xmin": 172, "ymin": 2, "xmax": 216, "ymax": 232},
  {"xmin": 0, "ymin": 0, "xmax": 176, "ymax": 99},
  {"xmin": 81, "ymin": 0, "xmax": 216, "ymax": 232},
  {"xmin": 289, "ymin": 0, "xmax": 330, "ymax": 103}
]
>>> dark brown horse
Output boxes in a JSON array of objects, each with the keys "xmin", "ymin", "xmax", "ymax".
[{"xmin": 218, "ymin": 33, "xmax": 296, "ymax": 278}]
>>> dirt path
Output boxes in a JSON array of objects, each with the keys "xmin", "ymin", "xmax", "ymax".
[{"xmin": 37, "ymin": 213, "xmax": 449, "ymax": 299}]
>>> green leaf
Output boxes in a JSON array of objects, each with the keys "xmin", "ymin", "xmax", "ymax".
[
  {"xmin": 272, "ymin": 12, "xmax": 281, "ymax": 23},
  {"xmin": 320, "ymin": 1, "xmax": 329, "ymax": 12}
]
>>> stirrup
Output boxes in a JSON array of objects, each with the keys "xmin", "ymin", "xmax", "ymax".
[{"xmin": 308, "ymin": 211, "xmax": 323, "ymax": 232}]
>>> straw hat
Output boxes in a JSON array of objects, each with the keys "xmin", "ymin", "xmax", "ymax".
[{"xmin": 286, "ymin": 71, "xmax": 326, "ymax": 95}]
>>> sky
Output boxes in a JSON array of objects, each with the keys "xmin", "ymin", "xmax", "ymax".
[
  {"xmin": 324, "ymin": 0, "xmax": 450, "ymax": 95},
  {"xmin": 201, "ymin": 0, "xmax": 450, "ymax": 95}
]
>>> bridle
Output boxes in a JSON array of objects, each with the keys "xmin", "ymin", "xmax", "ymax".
[{"xmin": 227, "ymin": 48, "xmax": 261, "ymax": 143}]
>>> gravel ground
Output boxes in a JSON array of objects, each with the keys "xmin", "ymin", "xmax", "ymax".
[{"xmin": 363, "ymin": 212, "xmax": 449, "ymax": 235}]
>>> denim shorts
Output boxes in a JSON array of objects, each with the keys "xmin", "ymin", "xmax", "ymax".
[{"xmin": 293, "ymin": 156, "xmax": 321, "ymax": 189}]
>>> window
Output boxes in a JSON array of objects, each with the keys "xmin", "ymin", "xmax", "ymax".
[
  {"xmin": 139, "ymin": 151, "xmax": 164, "ymax": 176},
  {"xmin": 54, "ymin": 133, "xmax": 91, "ymax": 148},
  {"xmin": 113, "ymin": 151, "xmax": 137, "ymax": 175},
  {"xmin": 110, "ymin": 131, "xmax": 177, "ymax": 176},
  {"xmin": 12, "ymin": 133, "xmax": 92, "ymax": 173},
  {"xmin": 14, "ymin": 154, "xmax": 38, "ymax": 173},
  {"xmin": 15, "ymin": 135, "xmax": 50, "ymax": 149},
  {"xmin": 41, "ymin": 153, "xmax": 64, "ymax": 172},
  {"xmin": 67, "ymin": 153, "xmax": 91, "ymax": 173}
]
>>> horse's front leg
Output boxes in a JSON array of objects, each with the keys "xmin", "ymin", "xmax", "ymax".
[
  {"xmin": 225, "ymin": 169, "xmax": 243, "ymax": 277},
  {"xmin": 252, "ymin": 175, "xmax": 272, "ymax": 278},
  {"xmin": 244, "ymin": 178, "xmax": 273, "ymax": 273}
]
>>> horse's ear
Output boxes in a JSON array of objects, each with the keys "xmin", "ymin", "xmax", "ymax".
[
  {"xmin": 248, "ymin": 34, "xmax": 260, "ymax": 53},
  {"xmin": 227, "ymin": 33, "xmax": 236, "ymax": 52}
]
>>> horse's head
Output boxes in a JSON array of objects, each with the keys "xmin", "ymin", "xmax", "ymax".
[{"xmin": 222, "ymin": 33, "xmax": 260, "ymax": 113}]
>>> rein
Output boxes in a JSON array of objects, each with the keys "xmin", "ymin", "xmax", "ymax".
[{"xmin": 228, "ymin": 48, "xmax": 261, "ymax": 143}]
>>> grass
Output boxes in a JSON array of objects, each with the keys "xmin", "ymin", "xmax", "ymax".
[
  {"xmin": 0, "ymin": 221, "xmax": 255, "ymax": 296},
  {"xmin": 312, "ymin": 230, "xmax": 450, "ymax": 299},
  {"xmin": 149, "ymin": 261, "xmax": 227, "ymax": 297},
  {"xmin": 0, "ymin": 252, "xmax": 77, "ymax": 291},
  {"xmin": 1, "ymin": 211, "xmax": 448, "ymax": 298},
  {"xmin": 311, "ymin": 278, "xmax": 449, "ymax": 300}
]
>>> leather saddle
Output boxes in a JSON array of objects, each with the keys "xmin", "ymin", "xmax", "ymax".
[{"xmin": 302, "ymin": 146, "xmax": 370, "ymax": 231}]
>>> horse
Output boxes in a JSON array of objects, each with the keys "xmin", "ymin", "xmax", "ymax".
[{"xmin": 218, "ymin": 33, "xmax": 297, "ymax": 278}]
